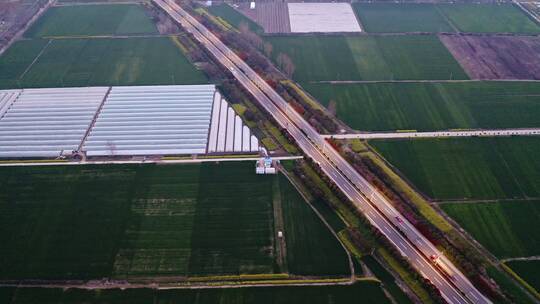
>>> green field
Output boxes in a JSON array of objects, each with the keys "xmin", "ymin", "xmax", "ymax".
[
  {"xmin": 302, "ymin": 81, "xmax": 540, "ymax": 131},
  {"xmin": 0, "ymin": 281, "xmax": 390, "ymax": 303},
  {"xmin": 441, "ymin": 200, "xmax": 540, "ymax": 258},
  {"xmin": 353, "ymin": 3, "xmax": 454, "ymax": 33},
  {"xmin": 207, "ymin": 3, "xmax": 263, "ymax": 34},
  {"xmin": 506, "ymin": 260, "xmax": 540, "ymax": 291},
  {"xmin": 438, "ymin": 3, "xmax": 540, "ymax": 34},
  {"xmin": 0, "ymin": 37, "xmax": 207, "ymax": 89},
  {"xmin": 266, "ymin": 35, "xmax": 467, "ymax": 82},
  {"xmin": 370, "ymin": 137, "xmax": 540, "ymax": 200},
  {"xmin": 0, "ymin": 39, "xmax": 49, "ymax": 89},
  {"xmin": 25, "ymin": 4, "xmax": 158, "ymax": 37},
  {"xmin": 279, "ymin": 176, "xmax": 350, "ymax": 276},
  {"xmin": 0, "ymin": 163, "xmax": 349, "ymax": 279}
]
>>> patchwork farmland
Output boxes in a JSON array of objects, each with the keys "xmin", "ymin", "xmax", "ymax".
[
  {"xmin": 352, "ymin": 3, "xmax": 455, "ymax": 33},
  {"xmin": 228, "ymin": 2, "xmax": 540, "ymax": 34},
  {"xmin": 0, "ymin": 162, "xmax": 350, "ymax": 280},
  {"xmin": 0, "ymin": 37, "xmax": 207, "ymax": 89},
  {"xmin": 352, "ymin": 3, "xmax": 540, "ymax": 34},
  {"xmin": 202, "ymin": 2, "xmax": 540, "ymax": 302},
  {"xmin": 370, "ymin": 137, "xmax": 540, "ymax": 294},
  {"xmin": 266, "ymin": 35, "xmax": 467, "ymax": 82},
  {"xmin": 1, "ymin": 0, "xmax": 539, "ymax": 302},
  {"xmin": 303, "ymin": 81, "xmax": 540, "ymax": 131},
  {"xmin": 25, "ymin": 4, "xmax": 158, "ymax": 37},
  {"xmin": 0, "ymin": 2, "xmax": 207, "ymax": 90}
]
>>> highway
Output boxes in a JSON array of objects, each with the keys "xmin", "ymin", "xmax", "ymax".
[
  {"xmin": 153, "ymin": 1, "xmax": 491, "ymax": 303},
  {"xmin": 323, "ymin": 128, "xmax": 540, "ymax": 140}
]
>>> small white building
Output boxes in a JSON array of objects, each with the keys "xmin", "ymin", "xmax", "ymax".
[{"xmin": 256, "ymin": 157, "xmax": 277, "ymax": 174}]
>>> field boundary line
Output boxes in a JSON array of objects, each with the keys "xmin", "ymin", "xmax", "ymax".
[
  {"xmin": 42, "ymin": 33, "xmax": 175, "ymax": 39},
  {"xmin": 0, "ymin": 277, "xmax": 357, "ymax": 290},
  {"xmin": 501, "ymin": 256, "xmax": 540, "ymax": 262},
  {"xmin": 324, "ymin": 128, "xmax": 540, "ymax": 139},
  {"xmin": 271, "ymin": 174, "xmax": 288, "ymax": 273},
  {"xmin": 54, "ymin": 1, "xmax": 145, "ymax": 7},
  {"xmin": 434, "ymin": 5, "xmax": 460, "ymax": 33},
  {"xmin": 311, "ymin": 79, "xmax": 540, "ymax": 84},
  {"xmin": 500, "ymin": 262, "xmax": 540, "ymax": 301},
  {"xmin": 18, "ymin": 39, "xmax": 53, "ymax": 81},
  {"xmin": 0, "ymin": 156, "xmax": 303, "ymax": 167},
  {"xmin": 436, "ymin": 198, "xmax": 540, "ymax": 205}
]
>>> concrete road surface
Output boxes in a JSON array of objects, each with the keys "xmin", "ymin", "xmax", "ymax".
[{"xmin": 324, "ymin": 128, "xmax": 540, "ymax": 139}]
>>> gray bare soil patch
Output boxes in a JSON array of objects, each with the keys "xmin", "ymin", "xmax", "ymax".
[
  {"xmin": 441, "ymin": 34, "xmax": 540, "ymax": 80},
  {"xmin": 236, "ymin": 2, "xmax": 290, "ymax": 34}
]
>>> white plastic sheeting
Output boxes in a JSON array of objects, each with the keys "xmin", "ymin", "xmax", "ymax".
[
  {"xmin": 225, "ymin": 107, "xmax": 235, "ymax": 151},
  {"xmin": 0, "ymin": 90, "xmax": 21, "ymax": 119},
  {"xmin": 216, "ymin": 98, "xmax": 228, "ymax": 152},
  {"xmin": 288, "ymin": 3, "xmax": 362, "ymax": 33},
  {"xmin": 83, "ymin": 85, "xmax": 215, "ymax": 156},
  {"xmin": 0, "ymin": 85, "xmax": 261, "ymax": 158},
  {"xmin": 206, "ymin": 96, "xmax": 260, "ymax": 154},
  {"xmin": 234, "ymin": 115, "xmax": 242, "ymax": 152},
  {"xmin": 0, "ymin": 87, "xmax": 107, "ymax": 158},
  {"xmin": 207, "ymin": 91, "xmax": 222, "ymax": 152}
]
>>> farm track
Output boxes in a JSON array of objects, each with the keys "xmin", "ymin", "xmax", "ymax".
[
  {"xmin": 54, "ymin": 1, "xmax": 144, "ymax": 6},
  {"xmin": 271, "ymin": 174, "xmax": 288, "ymax": 274},
  {"xmin": 501, "ymin": 256, "xmax": 540, "ymax": 262},
  {"xmin": 0, "ymin": 156, "xmax": 303, "ymax": 167},
  {"xmin": 0, "ymin": 277, "xmax": 360, "ymax": 290},
  {"xmin": 18, "ymin": 39, "xmax": 52, "ymax": 80},
  {"xmin": 324, "ymin": 128, "xmax": 540, "ymax": 139},
  {"xmin": 38, "ymin": 33, "xmax": 181, "ymax": 39},
  {"xmin": 312, "ymin": 79, "xmax": 540, "ymax": 84},
  {"xmin": 437, "ymin": 197, "xmax": 540, "ymax": 205}
]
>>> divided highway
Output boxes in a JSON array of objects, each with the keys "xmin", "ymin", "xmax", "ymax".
[{"xmin": 154, "ymin": 1, "xmax": 491, "ymax": 303}]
